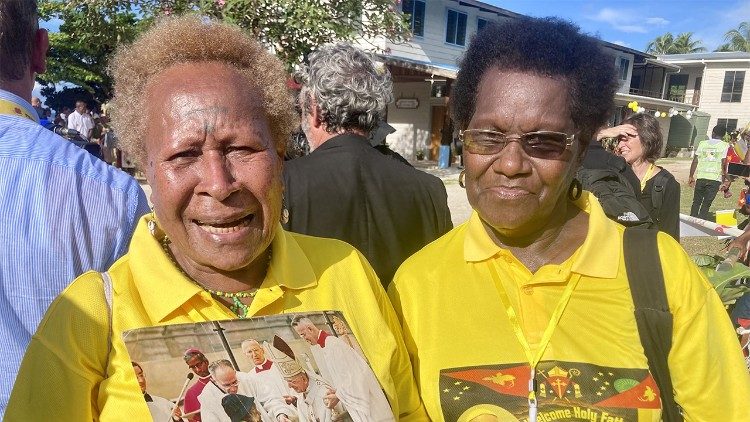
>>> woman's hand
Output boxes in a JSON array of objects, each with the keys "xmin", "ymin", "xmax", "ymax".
[{"xmin": 595, "ymin": 124, "xmax": 638, "ymax": 142}]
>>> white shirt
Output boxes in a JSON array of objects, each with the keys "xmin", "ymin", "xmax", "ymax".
[
  {"xmin": 198, "ymin": 372, "xmax": 294, "ymax": 422},
  {"xmin": 146, "ymin": 394, "xmax": 176, "ymax": 422},
  {"xmin": 250, "ymin": 360, "xmax": 293, "ymax": 398},
  {"xmin": 312, "ymin": 332, "xmax": 394, "ymax": 422},
  {"xmin": 67, "ymin": 110, "xmax": 95, "ymax": 140}
]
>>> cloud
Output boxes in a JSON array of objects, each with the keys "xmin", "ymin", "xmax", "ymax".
[
  {"xmin": 612, "ymin": 40, "xmax": 632, "ymax": 48},
  {"xmin": 645, "ymin": 17, "xmax": 670, "ymax": 26},
  {"xmin": 587, "ymin": 8, "xmax": 670, "ymax": 33}
]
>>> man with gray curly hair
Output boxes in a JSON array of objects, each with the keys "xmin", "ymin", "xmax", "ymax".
[{"xmin": 284, "ymin": 43, "xmax": 452, "ymax": 287}]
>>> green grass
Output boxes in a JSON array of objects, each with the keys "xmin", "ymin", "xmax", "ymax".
[{"xmin": 679, "ymin": 181, "xmax": 739, "ymax": 257}]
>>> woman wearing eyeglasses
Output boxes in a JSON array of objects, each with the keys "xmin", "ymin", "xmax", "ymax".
[
  {"xmin": 387, "ymin": 17, "xmax": 750, "ymax": 422},
  {"xmin": 596, "ymin": 113, "xmax": 680, "ymax": 239}
]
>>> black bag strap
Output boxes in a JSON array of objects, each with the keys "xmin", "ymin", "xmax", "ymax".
[
  {"xmin": 623, "ymin": 227, "xmax": 683, "ymax": 422},
  {"xmin": 650, "ymin": 170, "xmax": 670, "ymax": 213}
]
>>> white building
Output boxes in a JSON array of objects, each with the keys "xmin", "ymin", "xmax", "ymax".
[
  {"xmin": 659, "ymin": 52, "xmax": 750, "ymax": 146},
  {"xmin": 358, "ymin": 0, "xmax": 692, "ymax": 160}
]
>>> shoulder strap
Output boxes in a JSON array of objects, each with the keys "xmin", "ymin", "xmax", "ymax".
[
  {"xmin": 101, "ymin": 271, "xmax": 114, "ymax": 379},
  {"xmin": 650, "ymin": 171, "xmax": 670, "ymax": 213},
  {"xmin": 623, "ymin": 227, "xmax": 683, "ymax": 421}
]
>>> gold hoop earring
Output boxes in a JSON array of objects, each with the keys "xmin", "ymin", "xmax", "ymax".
[
  {"xmin": 458, "ymin": 170, "xmax": 466, "ymax": 188},
  {"xmin": 568, "ymin": 178, "xmax": 582, "ymax": 201}
]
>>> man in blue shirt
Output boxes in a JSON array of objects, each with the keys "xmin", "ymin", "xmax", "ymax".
[{"xmin": 0, "ymin": 0, "xmax": 149, "ymax": 415}]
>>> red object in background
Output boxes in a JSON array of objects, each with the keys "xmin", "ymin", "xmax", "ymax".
[{"xmin": 727, "ymin": 146, "xmax": 743, "ymax": 164}]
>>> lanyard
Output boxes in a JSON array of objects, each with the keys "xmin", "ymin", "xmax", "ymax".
[
  {"xmin": 487, "ymin": 261, "xmax": 581, "ymax": 422},
  {"xmin": 640, "ymin": 163, "xmax": 655, "ymax": 192},
  {"xmin": 0, "ymin": 98, "xmax": 37, "ymax": 122}
]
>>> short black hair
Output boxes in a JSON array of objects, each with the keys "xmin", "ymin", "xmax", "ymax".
[
  {"xmin": 452, "ymin": 17, "xmax": 619, "ymax": 143},
  {"xmin": 712, "ymin": 125, "xmax": 727, "ymax": 139}
]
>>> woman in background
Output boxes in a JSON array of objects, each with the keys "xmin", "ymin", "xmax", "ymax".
[{"xmin": 597, "ymin": 113, "xmax": 680, "ymax": 239}]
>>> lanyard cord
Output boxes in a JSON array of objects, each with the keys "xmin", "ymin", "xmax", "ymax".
[
  {"xmin": 487, "ymin": 261, "xmax": 582, "ymax": 422},
  {"xmin": 0, "ymin": 98, "xmax": 37, "ymax": 122}
]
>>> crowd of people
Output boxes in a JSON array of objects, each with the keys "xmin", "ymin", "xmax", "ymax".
[{"xmin": 1, "ymin": 0, "xmax": 749, "ymax": 421}]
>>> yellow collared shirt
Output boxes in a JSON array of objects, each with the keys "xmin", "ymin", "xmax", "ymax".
[
  {"xmin": 389, "ymin": 192, "xmax": 750, "ymax": 422},
  {"xmin": 6, "ymin": 216, "xmax": 427, "ymax": 421}
]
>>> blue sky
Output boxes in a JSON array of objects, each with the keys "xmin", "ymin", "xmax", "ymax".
[{"xmin": 487, "ymin": 0, "xmax": 750, "ymax": 52}]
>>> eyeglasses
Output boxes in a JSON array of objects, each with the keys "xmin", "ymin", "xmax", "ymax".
[{"xmin": 459, "ymin": 129, "xmax": 576, "ymax": 159}]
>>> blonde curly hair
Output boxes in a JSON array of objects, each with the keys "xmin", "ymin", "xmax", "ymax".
[{"xmin": 109, "ymin": 14, "xmax": 296, "ymax": 167}]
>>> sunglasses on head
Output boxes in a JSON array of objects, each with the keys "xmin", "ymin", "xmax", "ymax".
[{"xmin": 459, "ymin": 129, "xmax": 576, "ymax": 159}]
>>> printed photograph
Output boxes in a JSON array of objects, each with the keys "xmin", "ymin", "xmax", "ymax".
[{"xmin": 123, "ymin": 311, "xmax": 393, "ymax": 422}]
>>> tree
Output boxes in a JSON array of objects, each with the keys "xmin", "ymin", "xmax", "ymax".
[
  {"xmin": 716, "ymin": 21, "xmax": 750, "ymax": 52},
  {"xmin": 40, "ymin": 86, "xmax": 97, "ymax": 113},
  {"xmin": 38, "ymin": 0, "xmax": 410, "ymax": 103},
  {"xmin": 37, "ymin": 0, "xmax": 147, "ymax": 104},
  {"xmin": 672, "ymin": 32, "xmax": 706, "ymax": 53},
  {"xmin": 159, "ymin": 0, "xmax": 410, "ymax": 70},
  {"xmin": 646, "ymin": 32, "xmax": 706, "ymax": 55},
  {"xmin": 646, "ymin": 33, "xmax": 675, "ymax": 54}
]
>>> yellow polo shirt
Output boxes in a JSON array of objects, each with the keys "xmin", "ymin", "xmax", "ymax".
[
  {"xmin": 389, "ymin": 192, "xmax": 750, "ymax": 422},
  {"xmin": 6, "ymin": 217, "xmax": 427, "ymax": 421}
]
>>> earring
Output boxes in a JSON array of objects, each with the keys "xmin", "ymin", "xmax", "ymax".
[
  {"xmin": 458, "ymin": 170, "xmax": 466, "ymax": 188},
  {"xmin": 280, "ymin": 195, "xmax": 290, "ymax": 224},
  {"xmin": 568, "ymin": 178, "xmax": 582, "ymax": 201},
  {"xmin": 147, "ymin": 209, "xmax": 158, "ymax": 236},
  {"xmin": 281, "ymin": 208, "xmax": 290, "ymax": 224},
  {"xmin": 147, "ymin": 208, "xmax": 168, "ymax": 242}
]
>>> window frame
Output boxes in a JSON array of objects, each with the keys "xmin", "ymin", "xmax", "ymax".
[
  {"xmin": 721, "ymin": 71, "xmax": 745, "ymax": 103},
  {"xmin": 717, "ymin": 118, "xmax": 739, "ymax": 133},
  {"xmin": 477, "ymin": 17, "xmax": 489, "ymax": 33},
  {"xmin": 402, "ymin": 0, "xmax": 426, "ymax": 38},
  {"xmin": 616, "ymin": 57, "xmax": 630, "ymax": 81},
  {"xmin": 445, "ymin": 8, "xmax": 468, "ymax": 47}
]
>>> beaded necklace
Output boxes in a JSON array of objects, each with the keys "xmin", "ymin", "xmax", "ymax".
[{"xmin": 159, "ymin": 238, "xmax": 270, "ymax": 318}]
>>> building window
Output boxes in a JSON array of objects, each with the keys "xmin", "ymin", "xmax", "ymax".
[
  {"xmin": 721, "ymin": 71, "xmax": 745, "ymax": 102},
  {"xmin": 402, "ymin": 0, "xmax": 425, "ymax": 37},
  {"xmin": 477, "ymin": 17, "xmax": 488, "ymax": 33},
  {"xmin": 717, "ymin": 118, "xmax": 739, "ymax": 133},
  {"xmin": 446, "ymin": 9, "xmax": 468, "ymax": 46},
  {"xmin": 667, "ymin": 74, "xmax": 688, "ymax": 102},
  {"xmin": 616, "ymin": 57, "xmax": 630, "ymax": 81}
]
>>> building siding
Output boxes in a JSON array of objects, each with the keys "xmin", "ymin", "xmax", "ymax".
[{"xmin": 697, "ymin": 62, "xmax": 750, "ymax": 133}]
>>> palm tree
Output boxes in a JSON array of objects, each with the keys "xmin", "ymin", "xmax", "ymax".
[
  {"xmin": 718, "ymin": 21, "xmax": 750, "ymax": 52},
  {"xmin": 646, "ymin": 33, "xmax": 675, "ymax": 54},
  {"xmin": 672, "ymin": 32, "xmax": 707, "ymax": 53}
]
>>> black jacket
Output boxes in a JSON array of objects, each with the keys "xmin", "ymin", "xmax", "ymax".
[{"xmin": 283, "ymin": 133, "xmax": 453, "ymax": 286}]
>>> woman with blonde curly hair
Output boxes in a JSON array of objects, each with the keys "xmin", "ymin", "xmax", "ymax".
[{"xmin": 6, "ymin": 15, "xmax": 424, "ymax": 421}]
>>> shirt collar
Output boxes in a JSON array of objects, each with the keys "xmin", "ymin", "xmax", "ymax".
[
  {"xmin": 316, "ymin": 330, "xmax": 330, "ymax": 348},
  {"xmin": 314, "ymin": 133, "xmax": 369, "ymax": 153},
  {"xmin": 0, "ymin": 88, "xmax": 40, "ymax": 123},
  {"xmin": 129, "ymin": 216, "xmax": 319, "ymax": 323},
  {"xmin": 463, "ymin": 191, "xmax": 620, "ymax": 278},
  {"xmin": 255, "ymin": 359, "xmax": 273, "ymax": 372}
]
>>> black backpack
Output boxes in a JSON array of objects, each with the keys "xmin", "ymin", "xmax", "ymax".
[{"xmin": 578, "ymin": 154, "xmax": 654, "ymax": 227}]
